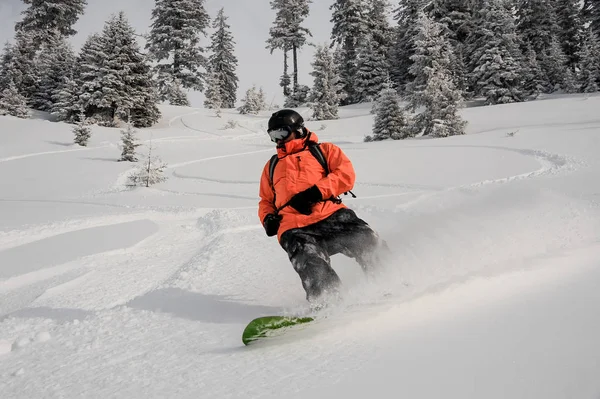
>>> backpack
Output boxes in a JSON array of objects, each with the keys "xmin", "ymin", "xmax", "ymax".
[{"xmin": 268, "ymin": 142, "xmax": 355, "ymax": 208}]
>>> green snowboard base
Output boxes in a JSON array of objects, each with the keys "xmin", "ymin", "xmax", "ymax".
[{"xmin": 242, "ymin": 316, "xmax": 315, "ymax": 345}]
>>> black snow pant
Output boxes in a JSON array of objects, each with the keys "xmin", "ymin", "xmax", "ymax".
[{"xmin": 280, "ymin": 208, "xmax": 387, "ymax": 302}]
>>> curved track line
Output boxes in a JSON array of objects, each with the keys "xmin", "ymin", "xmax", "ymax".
[{"xmin": 167, "ymin": 148, "xmax": 273, "ymax": 169}]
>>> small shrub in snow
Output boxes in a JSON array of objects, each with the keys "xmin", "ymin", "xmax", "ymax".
[
  {"xmin": 221, "ymin": 119, "xmax": 238, "ymax": 130},
  {"xmin": 73, "ymin": 120, "xmax": 91, "ymax": 146},
  {"xmin": 128, "ymin": 141, "xmax": 167, "ymax": 187},
  {"xmin": 119, "ymin": 124, "xmax": 141, "ymax": 162}
]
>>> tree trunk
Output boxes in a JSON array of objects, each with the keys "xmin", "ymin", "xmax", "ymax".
[
  {"xmin": 293, "ymin": 44, "xmax": 298, "ymax": 93},
  {"xmin": 282, "ymin": 50, "xmax": 290, "ymax": 96}
]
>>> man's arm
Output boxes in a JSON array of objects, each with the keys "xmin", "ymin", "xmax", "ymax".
[
  {"xmin": 258, "ymin": 161, "xmax": 277, "ymax": 223},
  {"xmin": 313, "ymin": 143, "xmax": 355, "ymax": 199}
]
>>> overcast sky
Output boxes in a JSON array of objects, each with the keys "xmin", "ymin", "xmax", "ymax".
[{"xmin": 0, "ymin": 0, "xmax": 339, "ymax": 108}]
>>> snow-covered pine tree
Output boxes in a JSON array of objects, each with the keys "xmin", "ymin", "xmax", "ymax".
[
  {"xmin": 51, "ymin": 76, "xmax": 80, "ymax": 122},
  {"xmin": 15, "ymin": 0, "xmax": 87, "ymax": 48},
  {"xmin": 516, "ymin": 0, "xmax": 563, "ymax": 91},
  {"xmin": 555, "ymin": 0, "xmax": 583, "ymax": 70},
  {"xmin": 75, "ymin": 33, "xmax": 104, "ymax": 114},
  {"xmin": 31, "ymin": 35, "xmax": 75, "ymax": 111},
  {"xmin": 426, "ymin": 0, "xmax": 475, "ymax": 95},
  {"xmin": 162, "ymin": 77, "xmax": 190, "ymax": 106},
  {"xmin": 146, "ymin": 0, "xmax": 210, "ymax": 102},
  {"xmin": 562, "ymin": 67, "xmax": 578, "ymax": 93},
  {"xmin": 390, "ymin": 0, "xmax": 427, "ymax": 92},
  {"xmin": 516, "ymin": 0, "xmax": 560, "ymax": 56},
  {"xmin": 203, "ymin": 69, "xmax": 223, "ymax": 116},
  {"xmin": 237, "ymin": 85, "xmax": 262, "ymax": 114},
  {"xmin": 355, "ymin": 38, "xmax": 389, "ymax": 102},
  {"xmin": 406, "ymin": 12, "xmax": 467, "ymax": 137},
  {"xmin": 83, "ymin": 12, "xmax": 160, "ymax": 127},
  {"xmin": 73, "ymin": 118, "xmax": 91, "ymax": 146},
  {"xmin": 330, "ymin": 0, "xmax": 372, "ymax": 104},
  {"xmin": 368, "ymin": 80, "xmax": 410, "ymax": 141},
  {"xmin": 368, "ymin": 0, "xmax": 394, "ymax": 76},
  {"xmin": 468, "ymin": 0, "xmax": 524, "ymax": 105},
  {"xmin": 128, "ymin": 140, "xmax": 168, "ymax": 187},
  {"xmin": 309, "ymin": 43, "xmax": 343, "ymax": 120},
  {"xmin": 539, "ymin": 36, "xmax": 568, "ymax": 92},
  {"xmin": 0, "ymin": 82, "xmax": 30, "ymax": 118},
  {"xmin": 521, "ymin": 44, "xmax": 546, "ymax": 97},
  {"xmin": 577, "ymin": 28, "xmax": 600, "ymax": 92},
  {"xmin": 0, "ymin": 42, "xmax": 17, "ymax": 93},
  {"xmin": 582, "ymin": 0, "xmax": 600, "ymax": 37},
  {"xmin": 266, "ymin": 0, "xmax": 312, "ymax": 97},
  {"xmin": 207, "ymin": 8, "xmax": 238, "ymax": 109},
  {"xmin": 7, "ymin": 30, "xmax": 39, "ymax": 100},
  {"xmin": 119, "ymin": 124, "xmax": 141, "ymax": 162}
]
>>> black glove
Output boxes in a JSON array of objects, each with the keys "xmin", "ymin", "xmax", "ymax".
[
  {"xmin": 289, "ymin": 185, "xmax": 323, "ymax": 215},
  {"xmin": 263, "ymin": 213, "xmax": 282, "ymax": 237}
]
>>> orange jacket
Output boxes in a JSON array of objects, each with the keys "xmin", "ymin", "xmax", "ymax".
[{"xmin": 258, "ymin": 131, "xmax": 356, "ymax": 241}]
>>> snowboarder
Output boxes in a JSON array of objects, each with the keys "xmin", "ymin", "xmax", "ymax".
[{"xmin": 258, "ymin": 109, "xmax": 388, "ymax": 305}]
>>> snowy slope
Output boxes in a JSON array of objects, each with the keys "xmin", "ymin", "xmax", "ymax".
[{"xmin": 1, "ymin": 95, "xmax": 600, "ymax": 398}]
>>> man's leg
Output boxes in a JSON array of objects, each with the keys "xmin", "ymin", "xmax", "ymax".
[
  {"xmin": 280, "ymin": 229, "xmax": 342, "ymax": 302},
  {"xmin": 321, "ymin": 208, "xmax": 390, "ymax": 274}
]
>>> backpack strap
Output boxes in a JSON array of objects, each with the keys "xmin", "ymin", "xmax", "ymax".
[
  {"xmin": 268, "ymin": 154, "xmax": 279, "ymax": 206},
  {"xmin": 307, "ymin": 142, "xmax": 329, "ymax": 175}
]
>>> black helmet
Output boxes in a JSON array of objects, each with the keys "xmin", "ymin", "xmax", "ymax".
[{"xmin": 267, "ymin": 109, "xmax": 304, "ymax": 133}]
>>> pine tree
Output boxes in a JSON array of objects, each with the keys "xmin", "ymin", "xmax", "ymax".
[
  {"xmin": 31, "ymin": 35, "xmax": 75, "ymax": 111},
  {"xmin": 330, "ymin": 0, "xmax": 372, "ymax": 104},
  {"xmin": 0, "ymin": 82, "xmax": 30, "ymax": 118},
  {"xmin": 0, "ymin": 42, "xmax": 17, "ymax": 93},
  {"xmin": 51, "ymin": 76, "xmax": 80, "ymax": 122},
  {"xmin": 83, "ymin": 12, "xmax": 160, "ymax": 127},
  {"xmin": 368, "ymin": 0, "xmax": 394, "ymax": 75},
  {"xmin": 203, "ymin": 69, "xmax": 223, "ymax": 115},
  {"xmin": 468, "ymin": 0, "xmax": 524, "ymax": 105},
  {"xmin": 8, "ymin": 30, "xmax": 39, "ymax": 100},
  {"xmin": 15, "ymin": 0, "xmax": 87, "ymax": 48},
  {"xmin": 128, "ymin": 140, "xmax": 168, "ymax": 187},
  {"xmin": 237, "ymin": 85, "xmax": 263, "ymax": 114},
  {"xmin": 539, "ymin": 36, "xmax": 568, "ymax": 92},
  {"xmin": 266, "ymin": 0, "xmax": 312, "ymax": 96},
  {"xmin": 119, "ymin": 124, "xmax": 141, "ymax": 162},
  {"xmin": 355, "ymin": 38, "xmax": 389, "ymax": 102},
  {"xmin": 406, "ymin": 12, "xmax": 467, "ymax": 137},
  {"xmin": 555, "ymin": 0, "xmax": 583, "ymax": 69},
  {"xmin": 73, "ymin": 119, "xmax": 91, "ymax": 146},
  {"xmin": 521, "ymin": 44, "xmax": 546, "ymax": 97},
  {"xmin": 76, "ymin": 33, "xmax": 106, "ymax": 120},
  {"xmin": 146, "ymin": 0, "xmax": 210, "ymax": 101},
  {"xmin": 207, "ymin": 8, "xmax": 238, "ymax": 109},
  {"xmin": 516, "ymin": 0, "xmax": 560, "ymax": 56},
  {"xmin": 309, "ymin": 44, "xmax": 343, "ymax": 120},
  {"xmin": 162, "ymin": 77, "xmax": 190, "ymax": 106},
  {"xmin": 582, "ymin": 0, "xmax": 600, "ymax": 36},
  {"xmin": 562, "ymin": 67, "xmax": 578, "ymax": 93},
  {"xmin": 390, "ymin": 0, "xmax": 427, "ymax": 91},
  {"xmin": 577, "ymin": 28, "xmax": 600, "ymax": 92},
  {"xmin": 369, "ymin": 80, "xmax": 410, "ymax": 141}
]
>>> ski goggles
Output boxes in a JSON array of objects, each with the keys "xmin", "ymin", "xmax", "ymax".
[{"xmin": 267, "ymin": 126, "xmax": 294, "ymax": 143}]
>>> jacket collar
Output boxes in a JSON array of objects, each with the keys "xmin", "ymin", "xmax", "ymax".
[{"xmin": 276, "ymin": 131, "xmax": 319, "ymax": 158}]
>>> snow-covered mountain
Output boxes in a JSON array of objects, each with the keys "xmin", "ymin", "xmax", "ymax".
[{"xmin": 1, "ymin": 94, "xmax": 600, "ymax": 398}]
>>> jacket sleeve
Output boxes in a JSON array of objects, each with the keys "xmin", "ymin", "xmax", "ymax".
[
  {"xmin": 314, "ymin": 143, "xmax": 355, "ymax": 199},
  {"xmin": 258, "ymin": 160, "xmax": 277, "ymax": 223}
]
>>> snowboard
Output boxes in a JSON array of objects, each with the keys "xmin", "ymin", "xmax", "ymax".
[{"xmin": 242, "ymin": 315, "xmax": 315, "ymax": 345}]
